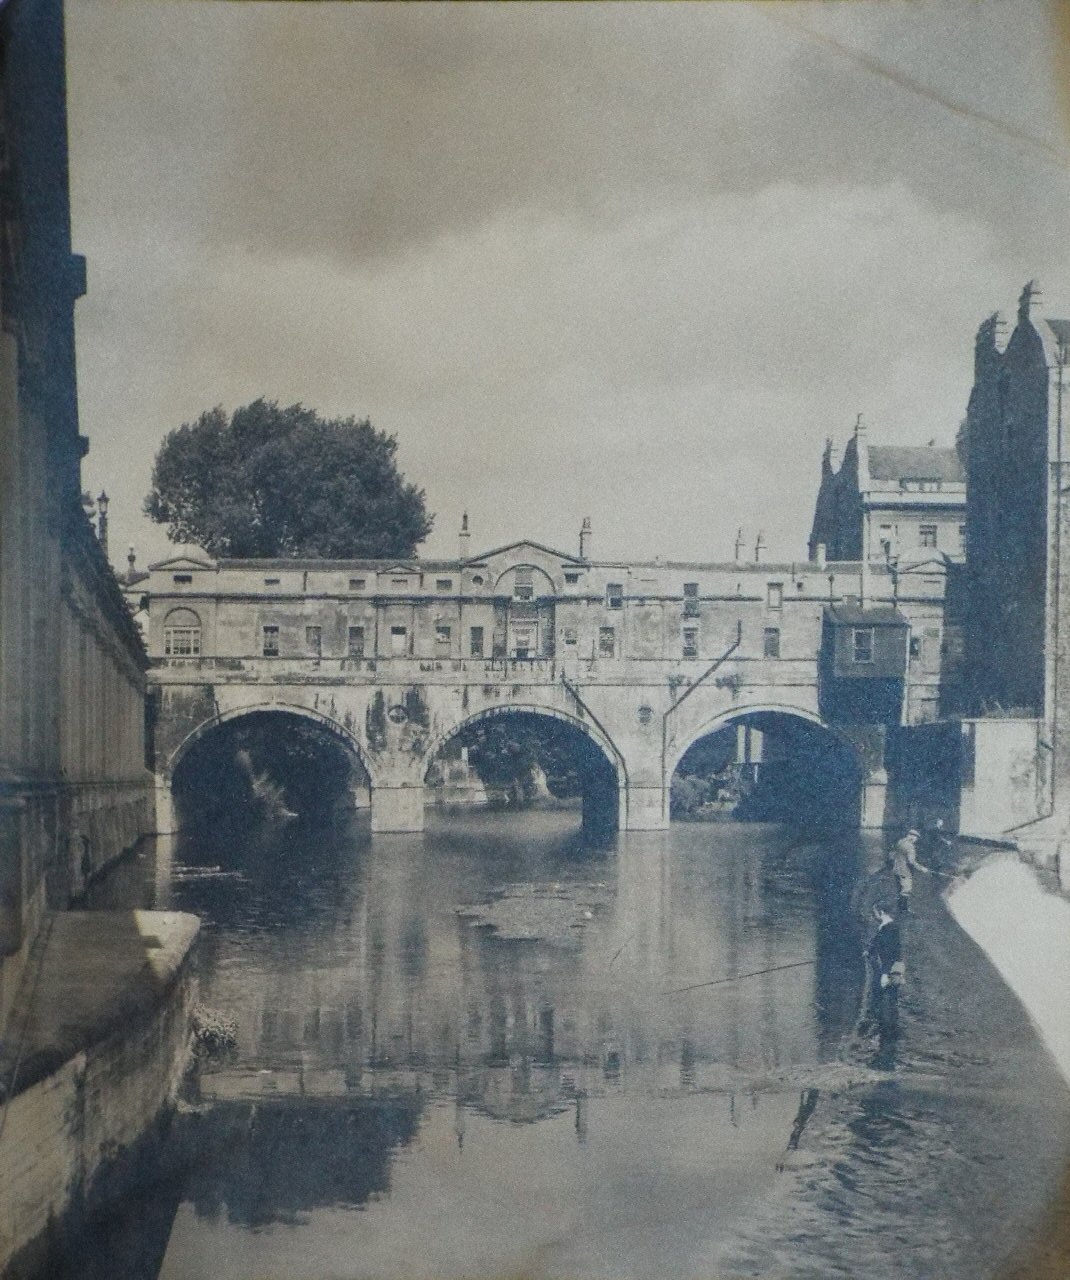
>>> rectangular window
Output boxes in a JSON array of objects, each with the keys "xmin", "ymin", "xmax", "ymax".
[
  {"xmin": 958, "ymin": 524, "xmax": 967, "ymax": 553},
  {"xmin": 563, "ymin": 627, "xmax": 578, "ymax": 646},
  {"xmin": 564, "ymin": 572, "xmax": 580, "ymax": 585},
  {"xmin": 767, "ymin": 583, "xmax": 783, "ymax": 610},
  {"xmin": 598, "ymin": 626, "xmax": 616, "ymax": 657},
  {"xmin": 919, "ymin": 524, "xmax": 938, "ymax": 548},
  {"xmin": 173, "ymin": 574, "xmax": 192, "ymax": 585},
  {"xmin": 435, "ymin": 622, "xmax": 451, "ymax": 645},
  {"xmin": 514, "ymin": 568, "xmax": 534, "ymax": 601},
  {"xmin": 763, "ymin": 626, "xmax": 780, "ymax": 659},
  {"xmin": 390, "ymin": 577, "xmax": 409, "ymax": 587},
  {"xmin": 264, "ymin": 577, "xmax": 280, "ymax": 586},
  {"xmin": 469, "ymin": 626, "xmax": 484, "ymax": 657},
  {"xmin": 349, "ymin": 578, "xmax": 366, "ymax": 591},
  {"xmin": 436, "ymin": 579, "xmax": 453, "ymax": 592},
  {"xmin": 262, "ymin": 625, "xmax": 280, "ymax": 657},
  {"xmin": 390, "ymin": 625, "xmax": 408, "ymax": 656},
  {"xmin": 164, "ymin": 628, "xmax": 200, "ymax": 657},
  {"xmin": 347, "ymin": 625, "xmax": 365, "ymax": 658},
  {"xmin": 852, "ymin": 627, "xmax": 874, "ymax": 664},
  {"xmin": 682, "ymin": 627, "xmax": 699, "ymax": 658},
  {"xmin": 683, "ymin": 582, "xmax": 699, "ymax": 617},
  {"xmin": 305, "ymin": 625, "xmax": 322, "ymax": 657},
  {"xmin": 606, "ymin": 583, "xmax": 624, "ymax": 610},
  {"xmin": 909, "ymin": 635, "xmax": 922, "ymax": 659}
]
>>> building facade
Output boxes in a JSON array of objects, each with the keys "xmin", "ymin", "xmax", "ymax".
[
  {"xmin": 808, "ymin": 418, "xmax": 966, "ymax": 566},
  {"xmin": 0, "ymin": 0, "xmax": 153, "ymax": 1023}
]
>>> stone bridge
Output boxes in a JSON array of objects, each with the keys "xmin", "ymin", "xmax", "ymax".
[{"xmin": 143, "ymin": 537, "xmax": 951, "ymax": 832}]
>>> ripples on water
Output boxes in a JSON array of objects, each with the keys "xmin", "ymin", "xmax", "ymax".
[{"xmin": 74, "ymin": 810, "xmax": 1070, "ymax": 1280}]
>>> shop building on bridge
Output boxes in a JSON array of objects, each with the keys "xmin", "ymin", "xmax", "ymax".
[{"xmin": 144, "ymin": 531, "xmax": 958, "ymax": 834}]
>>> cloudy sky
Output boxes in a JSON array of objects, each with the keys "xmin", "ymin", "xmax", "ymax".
[{"xmin": 65, "ymin": 1, "xmax": 1070, "ymax": 569}]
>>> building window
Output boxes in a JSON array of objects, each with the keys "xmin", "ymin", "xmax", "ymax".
[
  {"xmin": 349, "ymin": 578, "xmax": 366, "ymax": 591},
  {"xmin": 683, "ymin": 582, "xmax": 699, "ymax": 617},
  {"xmin": 390, "ymin": 625, "xmax": 408, "ymax": 656},
  {"xmin": 763, "ymin": 627, "xmax": 780, "ymax": 658},
  {"xmin": 306, "ymin": 625, "xmax": 322, "ymax": 657},
  {"xmin": 515, "ymin": 568, "xmax": 534, "ymax": 601},
  {"xmin": 390, "ymin": 577, "xmax": 409, "ymax": 587},
  {"xmin": 598, "ymin": 626, "xmax": 616, "ymax": 657},
  {"xmin": 264, "ymin": 577, "xmax": 280, "ymax": 586},
  {"xmin": 852, "ymin": 627, "xmax": 874, "ymax": 664},
  {"xmin": 767, "ymin": 583, "xmax": 783, "ymax": 610},
  {"xmin": 919, "ymin": 524, "xmax": 938, "ymax": 548},
  {"xmin": 172, "ymin": 573, "xmax": 192, "ymax": 585},
  {"xmin": 563, "ymin": 627, "xmax": 578, "ymax": 646},
  {"xmin": 469, "ymin": 626, "xmax": 484, "ymax": 657},
  {"xmin": 471, "ymin": 574, "xmax": 485, "ymax": 586},
  {"xmin": 435, "ymin": 622, "xmax": 451, "ymax": 645},
  {"xmin": 436, "ymin": 579, "xmax": 452, "ymax": 592},
  {"xmin": 682, "ymin": 627, "xmax": 699, "ymax": 658},
  {"xmin": 958, "ymin": 525, "xmax": 967, "ymax": 553},
  {"xmin": 262, "ymin": 625, "xmax": 280, "ymax": 657},
  {"xmin": 910, "ymin": 635, "xmax": 922, "ymax": 659},
  {"xmin": 606, "ymin": 583, "xmax": 624, "ymax": 610},
  {"xmin": 564, "ymin": 572, "xmax": 580, "ymax": 585},
  {"xmin": 163, "ymin": 609, "xmax": 202, "ymax": 657},
  {"xmin": 348, "ymin": 625, "xmax": 365, "ymax": 657}
]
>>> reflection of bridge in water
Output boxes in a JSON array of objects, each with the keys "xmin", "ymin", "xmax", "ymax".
[{"xmin": 146, "ymin": 535, "xmax": 953, "ymax": 833}]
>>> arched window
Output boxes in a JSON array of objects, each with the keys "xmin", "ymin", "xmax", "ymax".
[{"xmin": 164, "ymin": 607, "xmax": 202, "ymax": 657}]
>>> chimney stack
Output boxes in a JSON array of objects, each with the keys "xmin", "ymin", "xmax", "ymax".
[
  {"xmin": 754, "ymin": 530, "xmax": 766, "ymax": 564},
  {"xmin": 734, "ymin": 528, "xmax": 745, "ymax": 563},
  {"xmin": 579, "ymin": 516, "xmax": 592, "ymax": 560},
  {"xmin": 459, "ymin": 511, "xmax": 470, "ymax": 559}
]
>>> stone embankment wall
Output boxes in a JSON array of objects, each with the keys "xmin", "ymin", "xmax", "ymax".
[{"xmin": 0, "ymin": 912, "xmax": 199, "ymax": 1279}]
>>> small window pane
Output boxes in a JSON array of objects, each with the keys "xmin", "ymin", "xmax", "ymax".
[
  {"xmin": 306, "ymin": 625, "xmax": 322, "ymax": 656},
  {"xmin": 598, "ymin": 626, "xmax": 615, "ymax": 657},
  {"xmin": 164, "ymin": 627, "xmax": 201, "ymax": 657},
  {"xmin": 763, "ymin": 627, "xmax": 780, "ymax": 659},
  {"xmin": 263, "ymin": 625, "xmax": 280, "ymax": 657},
  {"xmin": 349, "ymin": 578, "xmax": 366, "ymax": 591},
  {"xmin": 436, "ymin": 579, "xmax": 452, "ymax": 592},
  {"xmin": 919, "ymin": 525, "xmax": 938, "ymax": 548},
  {"xmin": 435, "ymin": 623, "xmax": 451, "ymax": 644},
  {"xmin": 682, "ymin": 627, "xmax": 699, "ymax": 658},
  {"xmin": 389, "ymin": 625, "xmax": 408, "ymax": 656},
  {"xmin": 606, "ymin": 583, "xmax": 623, "ymax": 609},
  {"xmin": 563, "ymin": 627, "xmax": 578, "ymax": 646},
  {"xmin": 852, "ymin": 627, "xmax": 874, "ymax": 663},
  {"xmin": 173, "ymin": 574, "xmax": 192, "ymax": 585},
  {"xmin": 348, "ymin": 626, "xmax": 365, "ymax": 657},
  {"xmin": 564, "ymin": 572, "xmax": 580, "ymax": 585},
  {"xmin": 469, "ymin": 626, "xmax": 484, "ymax": 657}
]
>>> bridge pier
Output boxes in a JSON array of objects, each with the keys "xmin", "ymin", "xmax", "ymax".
[
  {"xmin": 624, "ymin": 785, "xmax": 670, "ymax": 831},
  {"xmin": 860, "ymin": 770, "xmax": 887, "ymax": 829},
  {"xmin": 371, "ymin": 784, "xmax": 426, "ymax": 834},
  {"xmin": 154, "ymin": 776, "xmax": 177, "ymax": 835}
]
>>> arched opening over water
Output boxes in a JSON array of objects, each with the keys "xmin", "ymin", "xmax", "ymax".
[
  {"xmin": 170, "ymin": 708, "xmax": 373, "ymax": 833},
  {"xmin": 670, "ymin": 708, "xmax": 862, "ymax": 831},
  {"xmin": 423, "ymin": 707, "xmax": 622, "ymax": 835}
]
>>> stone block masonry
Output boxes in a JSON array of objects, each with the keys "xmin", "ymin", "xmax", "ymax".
[{"xmin": 0, "ymin": 909, "xmax": 199, "ymax": 1278}]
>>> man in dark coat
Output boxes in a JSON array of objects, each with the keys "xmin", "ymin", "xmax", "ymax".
[{"xmin": 860, "ymin": 903, "xmax": 905, "ymax": 1037}]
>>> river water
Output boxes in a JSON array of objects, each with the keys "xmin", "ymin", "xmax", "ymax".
[{"xmin": 72, "ymin": 810, "xmax": 1070, "ymax": 1280}]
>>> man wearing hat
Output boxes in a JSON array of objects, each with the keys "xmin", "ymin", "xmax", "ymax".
[{"xmin": 887, "ymin": 828, "xmax": 931, "ymax": 915}]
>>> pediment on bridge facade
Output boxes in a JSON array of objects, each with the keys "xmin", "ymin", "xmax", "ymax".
[
  {"xmin": 148, "ymin": 554, "xmax": 216, "ymax": 572},
  {"xmin": 464, "ymin": 540, "xmax": 586, "ymax": 571}
]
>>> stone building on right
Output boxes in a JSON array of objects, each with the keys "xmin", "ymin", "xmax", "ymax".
[{"xmin": 955, "ymin": 282, "xmax": 1070, "ymax": 843}]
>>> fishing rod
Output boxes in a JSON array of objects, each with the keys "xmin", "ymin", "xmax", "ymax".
[{"xmin": 665, "ymin": 957, "xmax": 817, "ymax": 996}]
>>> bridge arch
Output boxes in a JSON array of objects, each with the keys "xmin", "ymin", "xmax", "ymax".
[
  {"xmin": 668, "ymin": 702, "xmax": 866, "ymax": 828},
  {"xmin": 166, "ymin": 702, "xmax": 377, "ymax": 786},
  {"xmin": 422, "ymin": 703, "xmax": 627, "ymax": 832},
  {"xmin": 161, "ymin": 703, "xmax": 377, "ymax": 834}
]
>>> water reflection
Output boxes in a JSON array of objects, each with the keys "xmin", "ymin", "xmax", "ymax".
[{"xmin": 74, "ymin": 811, "xmax": 1070, "ymax": 1280}]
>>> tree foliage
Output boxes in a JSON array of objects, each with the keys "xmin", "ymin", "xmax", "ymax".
[{"xmin": 145, "ymin": 399, "xmax": 433, "ymax": 558}]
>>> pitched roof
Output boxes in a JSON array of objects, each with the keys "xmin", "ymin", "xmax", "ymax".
[
  {"xmin": 867, "ymin": 446, "xmax": 964, "ymax": 484},
  {"xmin": 825, "ymin": 603, "xmax": 908, "ymax": 627}
]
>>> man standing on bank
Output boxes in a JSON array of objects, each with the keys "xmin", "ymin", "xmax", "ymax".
[{"xmin": 887, "ymin": 828, "xmax": 931, "ymax": 915}]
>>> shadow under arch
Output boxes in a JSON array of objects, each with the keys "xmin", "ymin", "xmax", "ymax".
[
  {"xmin": 423, "ymin": 704, "xmax": 625, "ymax": 833},
  {"xmin": 669, "ymin": 702, "xmax": 864, "ymax": 830},
  {"xmin": 167, "ymin": 704, "xmax": 376, "ymax": 832}
]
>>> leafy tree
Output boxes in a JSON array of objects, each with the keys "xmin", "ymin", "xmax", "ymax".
[{"xmin": 145, "ymin": 399, "xmax": 433, "ymax": 558}]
